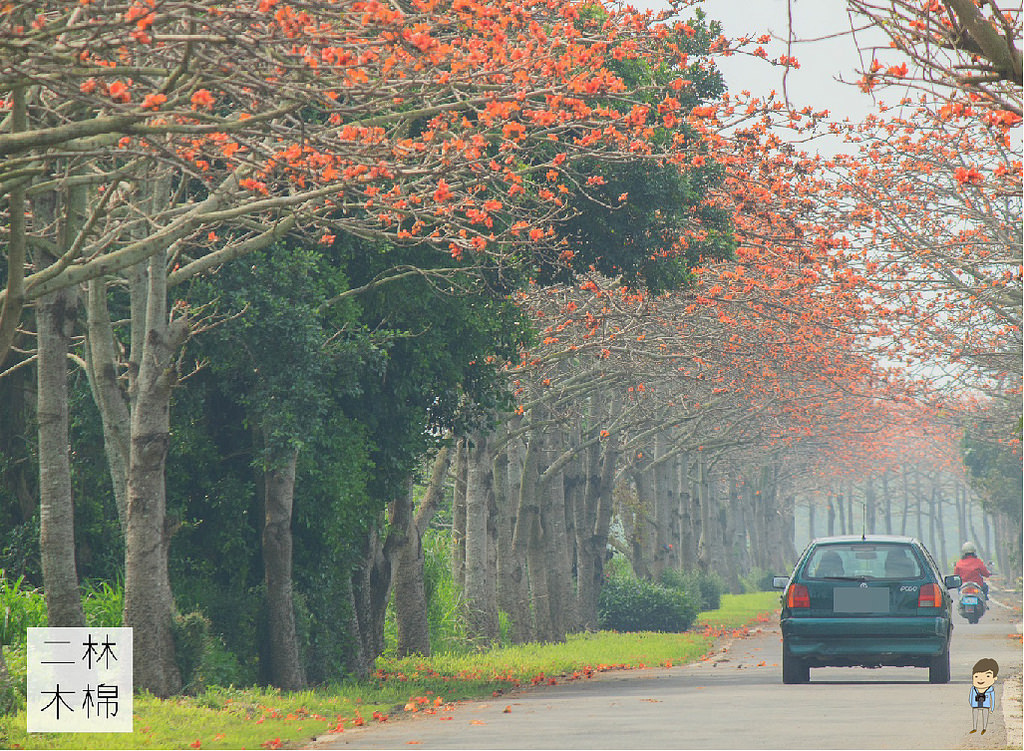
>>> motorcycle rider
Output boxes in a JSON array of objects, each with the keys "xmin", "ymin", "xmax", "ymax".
[{"xmin": 955, "ymin": 542, "xmax": 991, "ymax": 596}]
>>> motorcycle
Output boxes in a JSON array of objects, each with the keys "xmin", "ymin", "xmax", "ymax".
[{"xmin": 958, "ymin": 581, "xmax": 987, "ymax": 624}]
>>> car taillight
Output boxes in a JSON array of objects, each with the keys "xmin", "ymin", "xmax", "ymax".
[
  {"xmin": 918, "ymin": 583, "xmax": 943, "ymax": 607},
  {"xmin": 787, "ymin": 583, "xmax": 810, "ymax": 608}
]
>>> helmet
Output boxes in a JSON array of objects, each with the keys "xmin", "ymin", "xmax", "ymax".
[{"xmin": 961, "ymin": 541, "xmax": 977, "ymax": 556}]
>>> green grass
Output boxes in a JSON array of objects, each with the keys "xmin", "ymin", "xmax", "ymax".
[
  {"xmin": 0, "ymin": 592, "xmax": 779, "ymax": 750},
  {"xmin": 697, "ymin": 591, "xmax": 780, "ymax": 629}
]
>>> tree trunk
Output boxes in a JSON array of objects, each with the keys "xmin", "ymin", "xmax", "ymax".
[
  {"xmin": 463, "ymin": 431, "xmax": 499, "ymax": 642},
  {"xmin": 696, "ymin": 454, "xmax": 711, "ymax": 571},
  {"xmin": 394, "ymin": 444, "xmax": 451, "ymax": 657},
  {"xmin": 779, "ymin": 493, "xmax": 797, "ymax": 568},
  {"xmin": 882, "ymin": 471, "xmax": 892, "ymax": 534},
  {"xmin": 36, "ymin": 281, "xmax": 85, "ymax": 627},
  {"xmin": 540, "ymin": 427, "xmax": 574, "ymax": 638},
  {"xmin": 677, "ymin": 455, "xmax": 697, "ymax": 570},
  {"xmin": 982, "ymin": 510, "xmax": 991, "ymax": 557},
  {"xmin": 865, "ymin": 477, "xmax": 876, "ymax": 534},
  {"xmin": 847, "ymin": 480, "xmax": 855, "ymax": 535},
  {"xmin": 573, "ymin": 413, "xmax": 608, "ymax": 630},
  {"xmin": 900, "ymin": 466, "xmax": 911, "ymax": 536},
  {"xmin": 745, "ymin": 477, "xmax": 763, "ymax": 569},
  {"xmin": 929, "ymin": 488, "xmax": 946, "ymax": 565},
  {"xmin": 562, "ymin": 445, "xmax": 585, "ymax": 612},
  {"xmin": 827, "ymin": 496, "xmax": 835, "ymax": 537},
  {"xmin": 927, "ymin": 483, "xmax": 937, "ymax": 553},
  {"xmin": 340, "ymin": 573, "xmax": 369, "ymax": 677},
  {"xmin": 83, "ymin": 274, "xmax": 138, "ymax": 531},
  {"xmin": 914, "ymin": 470, "xmax": 925, "ymax": 542},
  {"xmin": 350, "ymin": 523, "xmax": 390, "ymax": 678},
  {"xmin": 519, "ymin": 426, "xmax": 553, "ymax": 641},
  {"xmin": 123, "ymin": 249, "xmax": 185, "ymax": 698},
  {"xmin": 262, "ymin": 446, "xmax": 305, "ymax": 690},
  {"xmin": 723, "ymin": 473, "xmax": 744, "ymax": 592},
  {"xmin": 499, "ymin": 429, "xmax": 533, "ymax": 644},
  {"xmin": 955, "ymin": 483, "xmax": 967, "ymax": 552},
  {"xmin": 631, "ymin": 467, "xmax": 654, "ymax": 580},
  {"xmin": 760, "ymin": 464, "xmax": 787, "ymax": 573},
  {"xmin": 651, "ymin": 432, "xmax": 674, "ymax": 581},
  {"xmin": 451, "ymin": 438, "xmax": 468, "ymax": 594}
]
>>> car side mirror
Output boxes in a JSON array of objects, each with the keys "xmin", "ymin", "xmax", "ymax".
[
  {"xmin": 772, "ymin": 576, "xmax": 790, "ymax": 590},
  {"xmin": 944, "ymin": 575, "xmax": 962, "ymax": 589}
]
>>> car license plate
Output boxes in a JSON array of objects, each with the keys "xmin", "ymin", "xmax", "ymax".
[
  {"xmin": 834, "ymin": 587, "xmax": 890, "ymax": 613},
  {"xmin": 962, "ymin": 595, "xmax": 979, "ymax": 605}
]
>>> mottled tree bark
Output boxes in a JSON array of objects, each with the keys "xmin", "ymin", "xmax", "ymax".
[
  {"xmin": 499, "ymin": 429, "xmax": 534, "ymax": 644},
  {"xmin": 677, "ymin": 455, "xmax": 697, "ymax": 570},
  {"xmin": 865, "ymin": 477, "xmax": 876, "ymax": 534},
  {"xmin": 34, "ymin": 180, "xmax": 85, "ymax": 628},
  {"xmin": 394, "ymin": 445, "xmax": 451, "ymax": 657},
  {"xmin": 573, "ymin": 425, "xmax": 602, "ymax": 629},
  {"xmin": 723, "ymin": 473, "xmax": 745, "ymax": 592},
  {"xmin": 519, "ymin": 428, "xmax": 554, "ymax": 641},
  {"xmin": 463, "ymin": 431, "xmax": 499, "ymax": 642},
  {"xmin": 350, "ymin": 525, "xmax": 390, "ymax": 678},
  {"xmin": 540, "ymin": 427, "xmax": 574, "ymax": 638},
  {"xmin": 36, "ymin": 282, "xmax": 85, "ymax": 627},
  {"xmin": 123, "ymin": 249, "xmax": 184, "ymax": 697},
  {"xmin": 83, "ymin": 273, "xmax": 139, "ymax": 531},
  {"xmin": 650, "ymin": 432, "xmax": 675, "ymax": 581},
  {"xmin": 263, "ymin": 447, "xmax": 305, "ymax": 690},
  {"xmin": 450, "ymin": 439, "xmax": 467, "ymax": 593},
  {"xmin": 882, "ymin": 471, "xmax": 893, "ymax": 535},
  {"xmin": 630, "ymin": 467, "xmax": 654, "ymax": 580}
]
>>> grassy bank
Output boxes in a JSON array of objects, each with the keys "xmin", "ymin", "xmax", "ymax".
[{"xmin": 1, "ymin": 592, "xmax": 779, "ymax": 750}]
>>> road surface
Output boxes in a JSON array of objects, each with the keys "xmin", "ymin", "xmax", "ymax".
[{"xmin": 309, "ymin": 588, "xmax": 1023, "ymax": 750}]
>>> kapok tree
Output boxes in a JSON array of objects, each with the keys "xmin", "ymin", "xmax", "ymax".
[
  {"xmin": 846, "ymin": 0, "xmax": 1022, "ymax": 116},
  {"xmin": 1, "ymin": 0, "xmax": 734, "ymax": 695},
  {"xmin": 832, "ymin": 102, "xmax": 1021, "ymax": 407}
]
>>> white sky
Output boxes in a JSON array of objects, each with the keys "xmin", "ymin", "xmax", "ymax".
[{"xmin": 634, "ymin": 0, "xmax": 898, "ymax": 150}]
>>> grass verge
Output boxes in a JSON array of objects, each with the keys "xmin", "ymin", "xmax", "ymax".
[{"xmin": 0, "ymin": 591, "xmax": 779, "ymax": 750}]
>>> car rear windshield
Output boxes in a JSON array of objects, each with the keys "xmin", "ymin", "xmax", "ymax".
[{"xmin": 803, "ymin": 543, "xmax": 923, "ymax": 580}]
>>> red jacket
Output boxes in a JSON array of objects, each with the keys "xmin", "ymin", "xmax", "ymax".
[{"xmin": 955, "ymin": 556, "xmax": 991, "ymax": 586}]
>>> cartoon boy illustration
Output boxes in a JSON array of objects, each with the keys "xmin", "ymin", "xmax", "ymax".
[{"xmin": 969, "ymin": 658, "xmax": 999, "ymax": 735}]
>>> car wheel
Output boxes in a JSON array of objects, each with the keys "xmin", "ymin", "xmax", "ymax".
[
  {"xmin": 782, "ymin": 648, "xmax": 809, "ymax": 684},
  {"xmin": 929, "ymin": 648, "xmax": 950, "ymax": 684},
  {"xmin": 968, "ymin": 614, "xmax": 978, "ymax": 624}
]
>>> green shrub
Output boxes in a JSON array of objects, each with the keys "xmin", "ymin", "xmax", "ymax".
[
  {"xmin": 0, "ymin": 519, "xmax": 41, "ymax": 586},
  {"xmin": 423, "ymin": 529, "xmax": 467, "ymax": 654},
  {"xmin": 660, "ymin": 569, "xmax": 723, "ymax": 611},
  {"xmin": 82, "ymin": 580, "xmax": 123, "ymax": 628},
  {"xmin": 0, "ymin": 573, "xmax": 47, "ymax": 646},
  {"xmin": 739, "ymin": 568, "xmax": 776, "ymax": 593},
  {"xmin": 0, "ymin": 645, "xmax": 26, "ymax": 716},
  {"xmin": 598, "ymin": 575, "xmax": 698, "ymax": 632},
  {"xmin": 173, "ymin": 610, "xmax": 249, "ymax": 693},
  {"xmin": 604, "ymin": 553, "xmax": 633, "ymax": 580}
]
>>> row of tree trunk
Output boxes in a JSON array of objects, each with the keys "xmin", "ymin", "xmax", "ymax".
[
  {"xmin": 433, "ymin": 405, "xmax": 799, "ymax": 646},
  {"xmin": 806, "ymin": 468, "xmax": 1011, "ymax": 573}
]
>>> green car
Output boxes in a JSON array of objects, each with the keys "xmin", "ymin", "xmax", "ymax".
[{"xmin": 773, "ymin": 535, "xmax": 961, "ymax": 684}]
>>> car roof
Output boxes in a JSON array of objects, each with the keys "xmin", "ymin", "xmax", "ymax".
[{"xmin": 808, "ymin": 535, "xmax": 921, "ymax": 545}]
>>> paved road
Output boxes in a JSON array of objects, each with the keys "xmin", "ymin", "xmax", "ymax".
[{"xmin": 309, "ymin": 588, "xmax": 1023, "ymax": 750}]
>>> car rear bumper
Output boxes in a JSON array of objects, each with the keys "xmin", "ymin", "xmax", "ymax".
[{"xmin": 781, "ymin": 615, "xmax": 951, "ymax": 666}]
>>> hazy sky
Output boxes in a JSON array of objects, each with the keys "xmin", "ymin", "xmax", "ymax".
[{"xmin": 635, "ymin": 0, "xmax": 895, "ymax": 133}]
